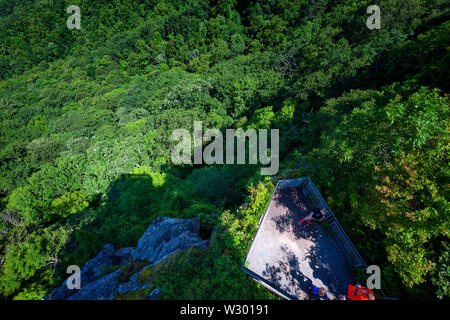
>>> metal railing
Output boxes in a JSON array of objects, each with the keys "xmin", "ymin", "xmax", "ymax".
[
  {"xmin": 242, "ymin": 177, "xmax": 386, "ymax": 298},
  {"xmin": 299, "ymin": 177, "xmax": 366, "ymax": 268}
]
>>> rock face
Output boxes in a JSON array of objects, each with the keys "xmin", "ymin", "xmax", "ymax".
[
  {"xmin": 67, "ymin": 269, "xmax": 120, "ymax": 300},
  {"xmin": 117, "ymin": 271, "xmax": 150, "ymax": 296},
  {"xmin": 45, "ymin": 217, "xmax": 208, "ymax": 300},
  {"xmin": 149, "ymin": 288, "xmax": 161, "ymax": 300},
  {"xmin": 132, "ymin": 216, "xmax": 209, "ymax": 263},
  {"xmin": 45, "ymin": 243, "xmax": 130, "ymax": 300}
]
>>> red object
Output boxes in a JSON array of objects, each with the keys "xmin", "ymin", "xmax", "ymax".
[{"xmin": 348, "ymin": 284, "xmax": 375, "ymax": 300}]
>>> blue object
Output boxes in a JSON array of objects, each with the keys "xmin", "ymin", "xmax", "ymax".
[{"xmin": 312, "ymin": 286, "xmax": 328, "ymax": 300}]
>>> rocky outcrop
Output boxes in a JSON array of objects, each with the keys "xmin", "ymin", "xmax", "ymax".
[
  {"xmin": 45, "ymin": 217, "xmax": 208, "ymax": 300},
  {"xmin": 132, "ymin": 216, "xmax": 209, "ymax": 263},
  {"xmin": 117, "ymin": 271, "xmax": 151, "ymax": 296},
  {"xmin": 45, "ymin": 243, "xmax": 130, "ymax": 300},
  {"xmin": 149, "ymin": 288, "xmax": 161, "ymax": 300},
  {"xmin": 67, "ymin": 269, "xmax": 120, "ymax": 300}
]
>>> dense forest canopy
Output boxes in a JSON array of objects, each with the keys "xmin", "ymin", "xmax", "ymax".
[{"xmin": 0, "ymin": 0, "xmax": 448, "ymax": 300}]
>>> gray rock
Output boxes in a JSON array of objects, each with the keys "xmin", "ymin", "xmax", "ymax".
[
  {"xmin": 45, "ymin": 243, "xmax": 116, "ymax": 300},
  {"xmin": 46, "ymin": 217, "xmax": 208, "ymax": 300},
  {"xmin": 149, "ymin": 288, "xmax": 160, "ymax": 300},
  {"xmin": 132, "ymin": 216, "xmax": 208, "ymax": 263},
  {"xmin": 113, "ymin": 247, "xmax": 135, "ymax": 266},
  {"xmin": 44, "ymin": 279, "xmax": 73, "ymax": 301},
  {"xmin": 80, "ymin": 243, "xmax": 116, "ymax": 284},
  {"xmin": 67, "ymin": 269, "xmax": 120, "ymax": 300},
  {"xmin": 117, "ymin": 271, "xmax": 150, "ymax": 296}
]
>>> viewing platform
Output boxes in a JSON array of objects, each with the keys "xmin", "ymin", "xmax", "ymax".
[{"xmin": 242, "ymin": 178, "xmax": 367, "ymax": 300}]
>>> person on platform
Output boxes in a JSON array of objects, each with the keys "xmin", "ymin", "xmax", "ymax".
[
  {"xmin": 347, "ymin": 283, "xmax": 375, "ymax": 300},
  {"xmin": 300, "ymin": 208, "xmax": 328, "ymax": 225},
  {"xmin": 308, "ymin": 285, "xmax": 329, "ymax": 300}
]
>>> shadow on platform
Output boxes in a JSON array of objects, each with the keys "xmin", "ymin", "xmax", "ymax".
[{"xmin": 244, "ymin": 186, "xmax": 354, "ymax": 300}]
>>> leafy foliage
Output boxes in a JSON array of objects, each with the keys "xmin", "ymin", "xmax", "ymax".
[{"xmin": 0, "ymin": 0, "xmax": 448, "ymax": 300}]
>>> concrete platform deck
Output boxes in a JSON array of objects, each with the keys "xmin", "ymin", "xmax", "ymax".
[{"xmin": 243, "ymin": 185, "xmax": 355, "ymax": 300}]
